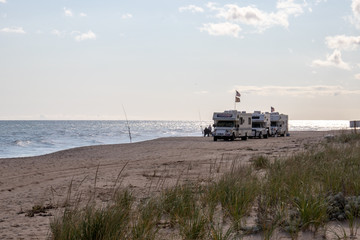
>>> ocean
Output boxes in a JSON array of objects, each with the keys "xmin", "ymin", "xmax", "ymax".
[{"xmin": 0, "ymin": 120, "xmax": 350, "ymax": 159}]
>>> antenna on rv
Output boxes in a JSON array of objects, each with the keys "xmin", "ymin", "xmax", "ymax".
[{"xmin": 122, "ymin": 105, "xmax": 132, "ymax": 143}]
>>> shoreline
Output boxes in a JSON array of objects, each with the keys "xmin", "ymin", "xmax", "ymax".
[
  {"xmin": 1, "ymin": 129, "xmax": 349, "ymax": 160},
  {"xmin": 0, "ymin": 131, "xmax": 345, "ymax": 239}
]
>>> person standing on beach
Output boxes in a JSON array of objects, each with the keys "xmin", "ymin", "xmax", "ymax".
[
  {"xmin": 203, "ymin": 125, "xmax": 212, "ymax": 137},
  {"xmin": 208, "ymin": 125, "xmax": 212, "ymax": 136}
]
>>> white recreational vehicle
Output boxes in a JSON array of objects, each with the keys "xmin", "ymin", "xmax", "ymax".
[
  {"xmin": 270, "ymin": 112, "xmax": 289, "ymax": 137},
  {"xmin": 251, "ymin": 111, "xmax": 271, "ymax": 138},
  {"xmin": 212, "ymin": 110, "xmax": 252, "ymax": 141}
]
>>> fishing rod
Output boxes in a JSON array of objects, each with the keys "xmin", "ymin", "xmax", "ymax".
[{"xmin": 122, "ymin": 105, "xmax": 132, "ymax": 143}]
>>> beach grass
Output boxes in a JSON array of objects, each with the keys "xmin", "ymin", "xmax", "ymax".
[
  {"xmin": 50, "ymin": 132, "xmax": 360, "ymax": 239},
  {"xmin": 50, "ymin": 189, "xmax": 134, "ymax": 240}
]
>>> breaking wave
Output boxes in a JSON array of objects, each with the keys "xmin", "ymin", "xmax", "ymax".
[{"xmin": 13, "ymin": 140, "xmax": 32, "ymax": 147}]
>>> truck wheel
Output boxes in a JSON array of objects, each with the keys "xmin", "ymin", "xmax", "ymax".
[
  {"xmin": 230, "ymin": 134, "xmax": 235, "ymax": 141},
  {"xmin": 213, "ymin": 137, "xmax": 217, "ymax": 141},
  {"xmin": 264, "ymin": 133, "xmax": 268, "ymax": 139},
  {"xmin": 241, "ymin": 135, "xmax": 247, "ymax": 141},
  {"xmin": 259, "ymin": 132, "xmax": 262, "ymax": 139}
]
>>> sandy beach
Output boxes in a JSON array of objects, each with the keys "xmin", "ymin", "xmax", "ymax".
[{"xmin": 0, "ymin": 131, "xmax": 336, "ymax": 239}]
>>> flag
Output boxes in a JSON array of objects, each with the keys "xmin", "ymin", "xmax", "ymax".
[
  {"xmin": 271, "ymin": 106, "xmax": 275, "ymax": 112},
  {"xmin": 235, "ymin": 90, "xmax": 241, "ymax": 102}
]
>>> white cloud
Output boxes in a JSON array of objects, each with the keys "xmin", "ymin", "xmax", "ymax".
[
  {"xmin": 355, "ymin": 73, "xmax": 360, "ymax": 80},
  {"xmin": 200, "ymin": 22, "xmax": 242, "ymax": 38},
  {"xmin": 352, "ymin": 0, "xmax": 360, "ymax": 18},
  {"xmin": 277, "ymin": 0, "xmax": 303, "ymax": 16},
  {"xmin": 79, "ymin": 12, "xmax": 87, "ymax": 17},
  {"xmin": 233, "ymin": 85, "xmax": 360, "ymax": 97},
  {"xmin": 0, "ymin": 26, "xmax": 25, "ymax": 34},
  {"xmin": 179, "ymin": 5, "xmax": 204, "ymax": 13},
  {"xmin": 216, "ymin": 5, "xmax": 267, "ymax": 25},
  {"xmin": 64, "ymin": 7, "xmax": 73, "ymax": 17},
  {"xmin": 325, "ymin": 35, "xmax": 360, "ymax": 50},
  {"xmin": 206, "ymin": 2, "xmax": 219, "ymax": 11},
  {"xmin": 315, "ymin": 0, "xmax": 328, "ymax": 4},
  {"xmin": 209, "ymin": 1, "xmax": 304, "ymax": 32},
  {"xmin": 351, "ymin": 0, "xmax": 360, "ymax": 28},
  {"xmin": 0, "ymin": 0, "xmax": 6, "ymax": 3},
  {"xmin": 122, "ymin": 13, "xmax": 133, "ymax": 19},
  {"xmin": 74, "ymin": 30, "xmax": 96, "ymax": 41},
  {"xmin": 51, "ymin": 29, "xmax": 65, "ymax": 37},
  {"xmin": 312, "ymin": 49, "xmax": 351, "ymax": 70}
]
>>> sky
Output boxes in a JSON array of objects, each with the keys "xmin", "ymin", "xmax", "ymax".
[{"xmin": 1, "ymin": 0, "xmax": 360, "ymax": 121}]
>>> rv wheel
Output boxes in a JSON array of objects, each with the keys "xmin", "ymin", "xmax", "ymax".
[
  {"xmin": 241, "ymin": 135, "xmax": 247, "ymax": 141},
  {"xmin": 231, "ymin": 134, "xmax": 235, "ymax": 141}
]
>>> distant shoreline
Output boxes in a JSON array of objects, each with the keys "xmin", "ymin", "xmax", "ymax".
[
  {"xmin": 0, "ymin": 129, "xmax": 351, "ymax": 160},
  {"xmin": 0, "ymin": 120, "xmax": 351, "ymax": 158}
]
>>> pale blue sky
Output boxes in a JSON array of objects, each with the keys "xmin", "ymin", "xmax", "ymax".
[{"xmin": 1, "ymin": 0, "xmax": 360, "ymax": 120}]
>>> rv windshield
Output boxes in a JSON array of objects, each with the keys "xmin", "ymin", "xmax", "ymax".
[
  {"xmin": 217, "ymin": 121, "xmax": 235, "ymax": 128},
  {"xmin": 252, "ymin": 122, "xmax": 264, "ymax": 128}
]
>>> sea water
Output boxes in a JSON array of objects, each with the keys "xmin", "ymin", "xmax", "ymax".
[{"xmin": 0, "ymin": 120, "xmax": 350, "ymax": 158}]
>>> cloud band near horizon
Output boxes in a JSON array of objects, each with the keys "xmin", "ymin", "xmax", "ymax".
[{"xmin": 233, "ymin": 85, "xmax": 360, "ymax": 97}]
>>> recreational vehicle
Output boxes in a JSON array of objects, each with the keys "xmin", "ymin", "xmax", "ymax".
[
  {"xmin": 212, "ymin": 110, "xmax": 252, "ymax": 141},
  {"xmin": 251, "ymin": 111, "xmax": 271, "ymax": 138},
  {"xmin": 270, "ymin": 112, "xmax": 289, "ymax": 137}
]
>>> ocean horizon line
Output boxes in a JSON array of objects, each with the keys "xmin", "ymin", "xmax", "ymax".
[{"xmin": 0, "ymin": 119, "xmax": 354, "ymax": 122}]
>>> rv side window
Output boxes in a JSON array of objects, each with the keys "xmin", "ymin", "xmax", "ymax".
[
  {"xmin": 240, "ymin": 117, "xmax": 244, "ymax": 125},
  {"xmin": 248, "ymin": 117, "xmax": 251, "ymax": 125}
]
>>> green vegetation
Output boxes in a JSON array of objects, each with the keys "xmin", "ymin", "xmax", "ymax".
[
  {"xmin": 50, "ymin": 133, "xmax": 360, "ymax": 239},
  {"xmin": 250, "ymin": 155, "xmax": 270, "ymax": 170}
]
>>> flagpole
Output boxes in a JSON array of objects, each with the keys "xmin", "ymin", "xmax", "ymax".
[{"xmin": 234, "ymin": 90, "xmax": 237, "ymax": 110}]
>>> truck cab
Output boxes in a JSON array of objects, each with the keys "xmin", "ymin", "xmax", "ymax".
[{"xmin": 212, "ymin": 110, "xmax": 252, "ymax": 141}]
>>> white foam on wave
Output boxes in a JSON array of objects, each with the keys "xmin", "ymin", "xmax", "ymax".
[{"xmin": 13, "ymin": 140, "xmax": 32, "ymax": 147}]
